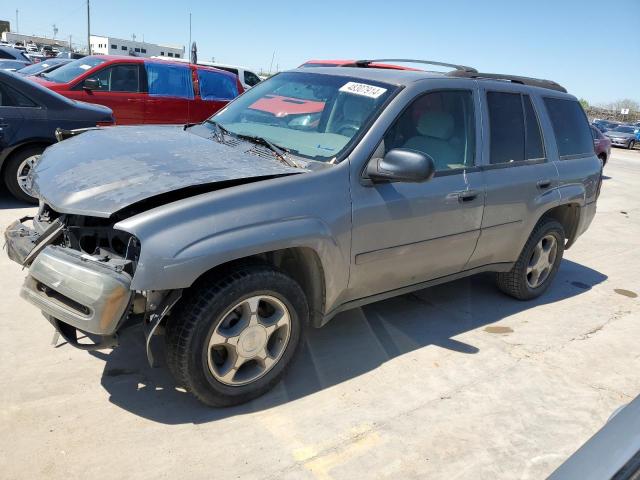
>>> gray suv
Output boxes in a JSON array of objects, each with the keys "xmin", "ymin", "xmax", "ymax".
[{"xmin": 4, "ymin": 60, "xmax": 601, "ymax": 407}]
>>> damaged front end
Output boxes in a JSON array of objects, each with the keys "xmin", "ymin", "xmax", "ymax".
[{"xmin": 4, "ymin": 204, "xmax": 178, "ymax": 363}]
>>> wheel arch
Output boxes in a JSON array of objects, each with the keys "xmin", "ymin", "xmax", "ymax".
[
  {"xmin": 540, "ymin": 203, "xmax": 581, "ymax": 249},
  {"xmin": 189, "ymin": 246, "xmax": 327, "ymax": 327}
]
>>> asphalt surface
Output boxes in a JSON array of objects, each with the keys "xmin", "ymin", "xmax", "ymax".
[{"xmin": 1, "ymin": 148, "xmax": 639, "ymax": 479}]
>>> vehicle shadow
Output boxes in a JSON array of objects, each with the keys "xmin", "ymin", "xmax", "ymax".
[
  {"xmin": 0, "ymin": 190, "xmax": 35, "ymax": 210},
  {"xmin": 93, "ymin": 259, "xmax": 606, "ymax": 424}
]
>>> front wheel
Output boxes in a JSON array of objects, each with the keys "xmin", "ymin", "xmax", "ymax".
[
  {"xmin": 165, "ymin": 265, "xmax": 308, "ymax": 407},
  {"xmin": 4, "ymin": 146, "xmax": 43, "ymax": 204},
  {"xmin": 628, "ymin": 140, "xmax": 636, "ymax": 150},
  {"xmin": 497, "ymin": 218, "xmax": 565, "ymax": 300}
]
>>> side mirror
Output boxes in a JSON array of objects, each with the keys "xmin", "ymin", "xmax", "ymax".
[
  {"xmin": 83, "ymin": 78, "xmax": 100, "ymax": 91},
  {"xmin": 366, "ymin": 148, "xmax": 435, "ymax": 183}
]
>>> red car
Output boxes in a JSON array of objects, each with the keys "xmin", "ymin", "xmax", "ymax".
[
  {"xmin": 30, "ymin": 55, "xmax": 243, "ymax": 125},
  {"xmin": 591, "ymin": 125, "xmax": 612, "ymax": 166}
]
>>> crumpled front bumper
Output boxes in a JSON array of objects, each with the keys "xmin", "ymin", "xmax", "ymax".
[{"xmin": 5, "ymin": 219, "xmax": 133, "ymax": 336}]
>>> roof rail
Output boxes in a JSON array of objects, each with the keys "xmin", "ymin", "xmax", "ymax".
[
  {"xmin": 447, "ymin": 70, "xmax": 567, "ymax": 93},
  {"xmin": 348, "ymin": 59, "xmax": 478, "ymax": 73}
]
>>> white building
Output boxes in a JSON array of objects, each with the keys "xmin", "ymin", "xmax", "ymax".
[{"xmin": 90, "ymin": 35, "xmax": 184, "ymax": 59}]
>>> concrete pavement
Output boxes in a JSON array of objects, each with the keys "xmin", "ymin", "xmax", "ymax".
[{"xmin": 1, "ymin": 148, "xmax": 639, "ymax": 479}]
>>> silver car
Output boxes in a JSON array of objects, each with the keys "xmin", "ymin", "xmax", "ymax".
[
  {"xmin": 604, "ymin": 125, "xmax": 637, "ymax": 149},
  {"xmin": 4, "ymin": 59, "xmax": 602, "ymax": 407}
]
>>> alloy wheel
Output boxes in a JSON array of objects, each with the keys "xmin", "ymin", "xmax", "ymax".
[
  {"xmin": 526, "ymin": 234, "xmax": 558, "ymax": 289},
  {"xmin": 207, "ymin": 294, "xmax": 292, "ymax": 386},
  {"xmin": 16, "ymin": 154, "xmax": 39, "ymax": 195}
]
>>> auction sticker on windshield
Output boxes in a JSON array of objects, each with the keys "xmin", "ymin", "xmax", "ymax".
[{"xmin": 339, "ymin": 82, "xmax": 387, "ymax": 99}]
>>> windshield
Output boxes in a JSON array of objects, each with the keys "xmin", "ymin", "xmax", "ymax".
[
  {"xmin": 209, "ymin": 71, "xmax": 397, "ymax": 161},
  {"xmin": 42, "ymin": 56, "xmax": 105, "ymax": 83},
  {"xmin": 613, "ymin": 126, "xmax": 633, "ymax": 133},
  {"xmin": 17, "ymin": 61, "xmax": 58, "ymax": 75}
]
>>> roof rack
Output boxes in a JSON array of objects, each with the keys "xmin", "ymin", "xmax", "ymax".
[
  {"xmin": 447, "ymin": 70, "xmax": 567, "ymax": 93},
  {"xmin": 347, "ymin": 59, "xmax": 478, "ymax": 73}
]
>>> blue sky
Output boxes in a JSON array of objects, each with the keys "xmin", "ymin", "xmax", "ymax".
[{"xmin": 6, "ymin": 0, "xmax": 639, "ymax": 104}]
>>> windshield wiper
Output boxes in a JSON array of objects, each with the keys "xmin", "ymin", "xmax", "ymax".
[
  {"xmin": 236, "ymin": 133, "xmax": 300, "ymax": 168},
  {"xmin": 204, "ymin": 119, "xmax": 232, "ymax": 141}
]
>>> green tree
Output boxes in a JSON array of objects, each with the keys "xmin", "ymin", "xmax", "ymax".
[{"xmin": 579, "ymin": 98, "xmax": 590, "ymax": 109}]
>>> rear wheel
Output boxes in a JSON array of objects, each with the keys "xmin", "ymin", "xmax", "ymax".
[
  {"xmin": 497, "ymin": 218, "xmax": 565, "ymax": 300},
  {"xmin": 165, "ymin": 265, "xmax": 307, "ymax": 407},
  {"xmin": 598, "ymin": 153, "xmax": 607, "ymax": 166},
  {"xmin": 3, "ymin": 146, "xmax": 42, "ymax": 204}
]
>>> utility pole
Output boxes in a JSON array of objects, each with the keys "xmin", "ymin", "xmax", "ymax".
[
  {"xmin": 69, "ymin": 35, "xmax": 72, "ymax": 51},
  {"xmin": 15, "ymin": 9, "xmax": 19, "ymax": 33},
  {"xmin": 86, "ymin": 0, "xmax": 91, "ymax": 54},
  {"xmin": 188, "ymin": 13, "xmax": 192, "ymax": 64}
]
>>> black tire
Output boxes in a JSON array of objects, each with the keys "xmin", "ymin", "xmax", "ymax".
[
  {"xmin": 496, "ymin": 218, "xmax": 565, "ymax": 300},
  {"xmin": 3, "ymin": 146, "xmax": 42, "ymax": 204},
  {"xmin": 629, "ymin": 140, "xmax": 636, "ymax": 150},
  {"xmin": 598, "ymin": 153, "xmax": 607, "ymax": 166},
  {"xmin": 165, "ymin": 264, "xmax": 308, "ymax": 407}
]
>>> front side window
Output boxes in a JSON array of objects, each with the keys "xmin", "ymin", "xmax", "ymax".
[
  {"xmin": 41, "ymin": 56, "xmax": 106, "ymax": 83},
  {"xmin": 384, "ymin": 90, "xmax": 475, "ymax": 171},
  {"xmin": 488, "ymin": 91, "xmax": 545, "ymax": 164},
  {"xmin": 146, "ymin": 62, "xmax": 194, "ymax": 99},
  {"xmin": 211, "ymin": 72, "xmax": 397, "ymax": 161},
  {"xmin": 197, "ymin": 69, "xmax": 238, "ymax": 100},
  {"xmin": 544, "ymin": 97, "xmax": 593, "ymax": 158},
  {"xmin": 89, "ymin": 64, "xmax": 140, "ymax": 92}
]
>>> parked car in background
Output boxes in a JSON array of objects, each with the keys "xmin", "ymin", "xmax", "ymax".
[
  {"xmin": 4, "ymin": 61, "xmax": 602, "ymax": 407},
  {"xmin": 56, "ymin": 51, "xmax": 86, "ymax": 60},
  {"xmin": 591, "ymin": 126, "xmax": 611, "ymax": 165},
  {"xmin": 592, "ymin": 119, "xmax": 619, "ymax": 133},
  {"xmin": 31, "ymin": 56, "xmax": 243, "ymax": 124},
  {"xmin": 0, "ymin": 47, "xmax": 32, "ymax": 71},
  {"xmin": 604, "ymin": 125, "xmax": 637, "ymax": 149},
  {"xmin": 15, "ymin": 58, "xmax": 72, "ymax": 77},
  {"xmin": 0, "ymin": 70, "xmax": 114, "ymax": 202}
]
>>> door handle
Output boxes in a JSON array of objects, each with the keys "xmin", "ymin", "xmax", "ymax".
[
  {"xmin": 455, "ymin": 190, "xmax": 480, "ymax": 203},
  {"xmin": 536, "ymin": 179, "xmax": 552, "ymax": 190}
]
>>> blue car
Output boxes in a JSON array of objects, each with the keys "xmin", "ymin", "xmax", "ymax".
[{"xmin": 0, "ymin": 70, "xmax": 114, "ymax": 202}]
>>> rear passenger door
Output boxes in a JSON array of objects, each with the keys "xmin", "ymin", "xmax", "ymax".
[
  {"xmin": 466, "ymin": 88, "xmax": 560, "ymax": 269},
  {"xmin": 144, "ymin": 62, "xmax": 194, "ymax": 124}
]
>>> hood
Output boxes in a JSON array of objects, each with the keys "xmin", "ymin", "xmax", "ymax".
[{"xmin": 32, "ymin": 125, "xmax": 302, "ymax": 218}]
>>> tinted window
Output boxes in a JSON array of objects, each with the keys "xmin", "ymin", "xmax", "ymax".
[
  {"xmin": 146, "ymin": 63, "xmax": 194, "ymax": 99},
  {"xmin": 488, "ymin": 92, "xmax": 524, "ymax": 163},
  {"xmin": 384, "ymin": 90, "xmax": 476, "ymax": 171},
  {"xmin": 523, "ymin": 95, "xmax": 544, "ymax": 159},
  {"xmin": 544, "ymin": 98, "xmax": 593, "ymax": 157},
  {"xmin": 197, "ymin": 69, "xmax": 238, "ymax": 100},
  {"xmin": 590, "ymin": 126, "xmax": 603, "ymax": 140},
  {"xmin": 90, "ymin": 64, "xmax": 140, "ymax": 92},
  {"xmin": 244, "ymin": 71, "xmax": 261, "ymax": 87},
  {"xmin": 0, "ymin": 82, "xmax": 37, "ymax": 107}
]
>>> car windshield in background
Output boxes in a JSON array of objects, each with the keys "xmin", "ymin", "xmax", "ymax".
[
  {"xmin": 612, "ymin": 126, "xmax": 634, "ymax": 133},
  {"xmin": 41, "ymin": 57, "xmax": 106, "ymax": 83},
  {"xmin": 210, "ymin": 72, "xmax": 397, "ymax": 161},
  {"xmin": 16, "ymin": 61, "xmax": 57, "ymax": 75}
]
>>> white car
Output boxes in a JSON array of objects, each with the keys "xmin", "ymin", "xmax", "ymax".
[{"xmin": 150, "ymin": 56, "xmax": 262, "ymax": 89}]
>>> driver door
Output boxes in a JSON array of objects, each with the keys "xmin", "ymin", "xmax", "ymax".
[{"xmin": 348, "ymin": 87, "xmax": 485, "ymax": 300}]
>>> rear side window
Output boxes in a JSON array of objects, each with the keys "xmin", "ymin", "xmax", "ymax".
[
  {"xmin": 197, "ymin": 69, "xmax": 238, "ymax": 101},
  {"xmin": 544, "ymin": 98, "xmax": 593, "ymax": 158},
  {"xmin": 487, "ymin": 92, "xmax": 545, "ymax": 164},
  {"xmin": 0, "ymin": 82, "xmax": 37, "ymax": 107},
  {"xmin": 244, "ymin": 71, "xmax": 261, "ymax": 87},
  {"xmin": 145, "ymin": 63, "xmax": 194, "ymax": 99}
]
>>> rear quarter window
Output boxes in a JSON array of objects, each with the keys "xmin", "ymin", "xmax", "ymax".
[
  {"xmin": 544, "ymin": 98, "xmax": 593, "ymax": 158},
  {"xmin": 197, "ymin": 69, "xmax": 238, "ymax": 101}
]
